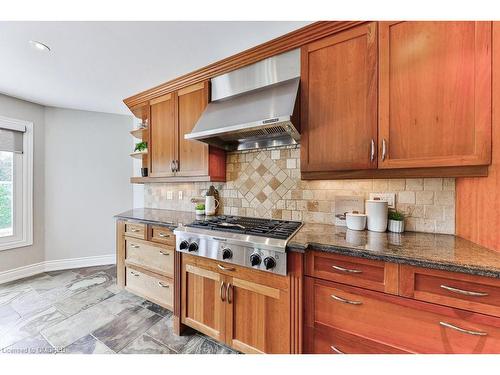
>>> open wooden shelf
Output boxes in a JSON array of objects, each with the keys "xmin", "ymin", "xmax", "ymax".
[
  {"xmin": 130, "ymin": 151, "xmax": 148, "ymax": 159},
  {"xmin": 130, "ymin": 176, "xmax": 226, "ymax": 184},
  {"xmin": 130, "ymin": 127, "xmax": 148, "ymax": 139}
]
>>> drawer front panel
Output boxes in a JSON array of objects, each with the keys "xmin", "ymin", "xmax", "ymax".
[
  {"xmin": 310, "ymin": 277, "xmax": 500, "ymax": 353},
  {"xmin": 400, "ymin": 265, "xmax": 500, "ymax": 317},
  {"xmin": 125, "ymin": 238, "xmax": 174, "ymax": 276},
  {"xmin": 310, "ymin": 324, "xmax": 409, "ymax": 354},
  {"xmin": 124, "ymin": 222, "xmax": 147, "ymax": 239},
  {"xmin": 306, "ymin": 251, "xmax": 398, "ymax": 294},
  {"xmin": 151, "ymin": 226, "xmax": 175, "ymax": 245},
  {"xmin": 126, "ymin": 267, "xmax": 173, "ymax": 310}
]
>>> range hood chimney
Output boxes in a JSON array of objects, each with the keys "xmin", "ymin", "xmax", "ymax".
[{"xmin": 185, "ymin": 49, "xmax": 300, "ymax": 151}]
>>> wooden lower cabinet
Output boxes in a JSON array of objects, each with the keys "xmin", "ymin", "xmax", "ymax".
[
  {"xmin": 181, "ymin": 261, "xmax": 226, "ymax": 343},
  {"xmin": 181, "ymin": 254, "xmax": 292, "ymax": 353},
  {"xmin": 305, "ymin": 276, "xmax": 500, "ymax": 354}
]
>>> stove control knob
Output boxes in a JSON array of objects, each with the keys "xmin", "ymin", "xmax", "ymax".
[
  {"xmin": 263, "ymin": 257, "xmax": 276, "ymax": 270},
  {"xmin": 222, "ymin": 248, "xmax": 232, "ymax": 260},
  {"xmin": 179, "ymin": 240, "xmax": 190, "ymax": 251},
  {"xmin": 250, "ymin": 253, "xmax": 261, "ymax": 267},
  {"xmin": 188, "ymin": 242, "xmax": 199, "ymax": 252}
]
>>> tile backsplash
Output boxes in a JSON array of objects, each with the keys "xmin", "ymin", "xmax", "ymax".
[{"xmin": 144, "ymin": 145, "xmax": 455, "ymax": 234}]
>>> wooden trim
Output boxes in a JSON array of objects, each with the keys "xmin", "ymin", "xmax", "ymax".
[
  {"xmin": 185, "ymin": 263, "xmax": 220, "ymax": 281},
  {"xmin": 149, "ymin": 93, "xmax": 172, "ymax": 105},
  {"xmin": 130, "ymin": 175, "xmax": 227, "ymax": 184},
  {"xmin": 288, "ymin": 251, "xmax": 304, "ymax": 354},
  {"xmin": 177, "ymin": 82, "xmax": 206, "ymax": 96},
  {"xmin": 301, "ymin": 165, "xmax": 489, "ymax": 180},
  {"xmin": 123, "ymin": 21, "xmax": 366, "ymax": 109},
  {"xmin": 231, "ymin": 340, "xmax": 265, "ymax": 354},
  {"xmin": 384, "ymin": 263, "xmax": 399, "ymax": 295},
  {"xmin": 232, "ymin": 278, "xmax": 280, "ymax": 299},
  {"xmin": 173, "ymin": 250, "xmax": 184, "ymax": 335},
  {"xmin": 116, "ymin": 220, "xmax": 126, "ymax": 289}
]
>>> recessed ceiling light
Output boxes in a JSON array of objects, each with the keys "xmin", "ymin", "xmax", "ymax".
[{"xmin": 29, "ymin": 40, "xmax": 51, "ymax": 52}]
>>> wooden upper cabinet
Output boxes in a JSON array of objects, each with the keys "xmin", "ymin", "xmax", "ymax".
[
  {"xmin": 301, "ymin": 22, "xmax": 378, "ymax": 172},
  {"xmin": 379, "ymin": 21, "xmax": 492, "ymax": 169},
  {"xmin": 177, "ymin": 82, "xmax": 210, "ymax": 177},
  {"xmin": 149, "ymin": 93, "xmax": 176, "ymax": 177}
]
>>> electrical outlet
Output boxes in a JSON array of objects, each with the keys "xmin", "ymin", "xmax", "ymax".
[
  {"xmin": 167, "ymin": 191, "xmax": 173, "ymax": 200},
  {"xmin": 369, "ymin": 192, "xmax": 396, "ymax": 208},
  {"xmin": 178, "ymin": 191, "xmax": 183, "ymax": 200}
]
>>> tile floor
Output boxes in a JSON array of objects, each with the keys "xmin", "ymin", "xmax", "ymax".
[{"xmin": 0, "ymin": 265, "xmax": 236, "ymax": 354}]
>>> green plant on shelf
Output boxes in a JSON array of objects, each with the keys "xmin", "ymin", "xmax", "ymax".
[
  {"xmin": 388, "ymin": 209, "xmax": 405, "ymax": 221},
  {"xmin": 195, "ymin": 203, "xmax": 205, "ymax": 210},
  {"xmin": 134, "ymin": 141, "xmax": 148, "ymax": 153}
]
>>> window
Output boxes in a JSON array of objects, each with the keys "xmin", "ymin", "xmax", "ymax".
[{"xmin": 0, "ymin": 116, "xmax": 33, "ymax": 251}]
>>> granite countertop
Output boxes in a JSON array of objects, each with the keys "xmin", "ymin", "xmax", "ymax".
[
  {"xmin": 288, "ymin": 223, "xmax": 500, "ymax": 278},
  {"xmin": 115, "ymin": 208, "xmax": 500, "ymax": 278},
  {"xmin": 114, "ymin": 208, "xmax": 196, "ymax": 230}
]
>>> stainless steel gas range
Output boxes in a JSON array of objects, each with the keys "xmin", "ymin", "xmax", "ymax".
[{"xmin": 174, "ymin": 215, "xmax": 303, "ymax": 276}]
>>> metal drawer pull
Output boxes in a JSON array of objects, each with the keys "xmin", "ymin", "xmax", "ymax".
[
  {"xmin": 330, "ymin": 345, "xmax": 344, "ymax": 354},
  {"xmin": 130, "ymin": 271, "xmax": 140, "ymax": 277},
  {"xmin": 129, "ymin": 228, "xmax": 140, "ymax": 233},
  {"xmin": 159, "ymin": 251, "xmax": 170, "ymax": 256},
  {"xmin": 130, "ymin": 244, "xmax": 140, "ymax": 248},
  {"xmin": 218, "ymin": 264, "xmax": 236, "ymax": 272},
  {"xmin": 158, "ymin": 281, "xmax": 170, "ymax": 288},
  {"xmin": 158, "ymin": 233, "xmax": 170, "ymax": 238},
  {"xmin": 439, "ymin": 321, "xmax": 487, "ymax": 336},
  {"xmin": 227, "ymin": 283, "xmax": 233, "ymax": 304},
  {"xmin": 381, "ymin": 139, "xmax": 387, "ymax": 161},
  {"xmin": 370, "ymin": 139, "xmax": 375, "ymax": 162},
  {"xmin": 332, "ymin": 265, "xmax": 362, "ymax": 274},
  {"xmin": 220, "ymin": 281, "xmax": 226, "ymax": 302},
  {"xmin": 330, "ymin": 293, "xmax": 363, "ymax": 305},
  {"xmin": 440, "ymin": 284, "xmax": 488, "ymax": 297}
]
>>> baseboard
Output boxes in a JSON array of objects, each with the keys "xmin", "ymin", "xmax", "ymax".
[{"xmin": 0, "ymin": 254, "xmax": 116, "ymax": 285}]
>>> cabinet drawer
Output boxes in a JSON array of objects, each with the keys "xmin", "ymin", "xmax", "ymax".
[
  {"xmin": 151, "ymin": 225, "xmax": 175, "ymax": 245},
  {"xmin": 305, "ymin": 251, "xmax": 399, "ymax": 294},
  {"xmin": 126, "ymin": 267, "xmax": 173, "ymax": 310},
  {"xmin": 124, "ymin": 222, "xmax": 146, "ymax": 239},
  {"xmin": 400, "ymin": 265, "xmax": 500, "ymax": 318},
  {"xmin": 309, "ymin": 324, "xmax": 409, "ymax": 354},
  {"xmin": 125, "ymin": 237, "xmax": 174, "ymax": 277},
  {"xmin": 307, "ymin": 277, "xmax": 500, "ymax": 353}
]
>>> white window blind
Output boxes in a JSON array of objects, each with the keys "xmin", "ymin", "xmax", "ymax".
[{"xmin": 0, "ymin": 128, "xmax": 24, "ymax": 153}]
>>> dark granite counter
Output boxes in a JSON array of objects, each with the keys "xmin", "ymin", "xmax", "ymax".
[
  {"xmin": 115, "ymin": 209, "xmax": 500, "ymax": 279},
  {"xmin": 115, "ymin": 208, "xmax": 196, "ymax": 230},
  {"xmin": 288, "ymin": 223, "xmax": 500, "ymax": 278}
]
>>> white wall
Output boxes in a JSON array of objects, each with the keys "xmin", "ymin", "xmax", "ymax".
[
  {"xmin": 43, "ymin": 107, "xmax": 133, "ymax": 262},
  {"xmin": 0, "ymin": 94, "xmax": 45, "ymax": 272}
]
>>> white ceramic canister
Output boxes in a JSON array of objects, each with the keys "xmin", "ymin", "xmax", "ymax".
[
  {"xmin": 365, "ymin": 200, "xmax": 388, "ymax": 232},
  {"xmin": 345, "ymin": 213, "xmax": 367, "ymax": 231}
]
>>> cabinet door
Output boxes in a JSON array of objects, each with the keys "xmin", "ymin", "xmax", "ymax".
[
  {"xmin": 177, "ymin": 82, "xmax": 209, "ymax": 176},
  {"xmin": 181, "ymin": 259, "xmax": 225, "ymax": 342},
  {"xmin": 149, "ymin": 93, "xmax": 176, "ymax": 177},
  {"xmin": 379, "ymin": 21, "xmax": 492, "ymax": 169},
  {"xmin": 301, "ymin": 22, "xmax": 378, "ymax": 172},
  {"xmin": 224, "ymin": 276, "xmax": 290, "ymax": 354}
]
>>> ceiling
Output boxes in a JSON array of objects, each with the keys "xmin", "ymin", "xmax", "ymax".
[{"xmin": 0, "ymin": 21, "xmax": 311, "ymax": 115}]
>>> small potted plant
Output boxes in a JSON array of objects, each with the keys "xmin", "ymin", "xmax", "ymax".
[
  {"xmin": 195, "ymin": 203, "xmax": 205, "ymax": 216},
  {"xmin": 134, "ymin": 141, "xmax": 148, "ymax": 154},
  {"xmin": 388, "ymin": 209, "xmax": 405, "ymax": 233}
]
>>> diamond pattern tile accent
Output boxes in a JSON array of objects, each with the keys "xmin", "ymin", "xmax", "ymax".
[{"xmin": 232, "ymin": 150, "xmax": 297, "ymax": 218}]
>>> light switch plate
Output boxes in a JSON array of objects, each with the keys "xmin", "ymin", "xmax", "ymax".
[
  {"xmin": 178, "ymin": 191, "xmax": 183, "ymax": 200},
  {"xmin": 369, "ymin": 192, "xmax": 396, "ymax": 208},
  {"xmin": 167, "ymin": 191, "xmax": 173, "ymax": 200}
]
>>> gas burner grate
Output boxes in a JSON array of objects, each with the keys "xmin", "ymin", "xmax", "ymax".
[{"xmin": 187, "ymin": 215, "xmax": 302, "ymax": 240}]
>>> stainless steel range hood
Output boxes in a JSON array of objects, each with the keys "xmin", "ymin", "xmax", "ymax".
[{"xmin": 185, "ymin": 49, "xmax": 300, "ymax": 151}]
